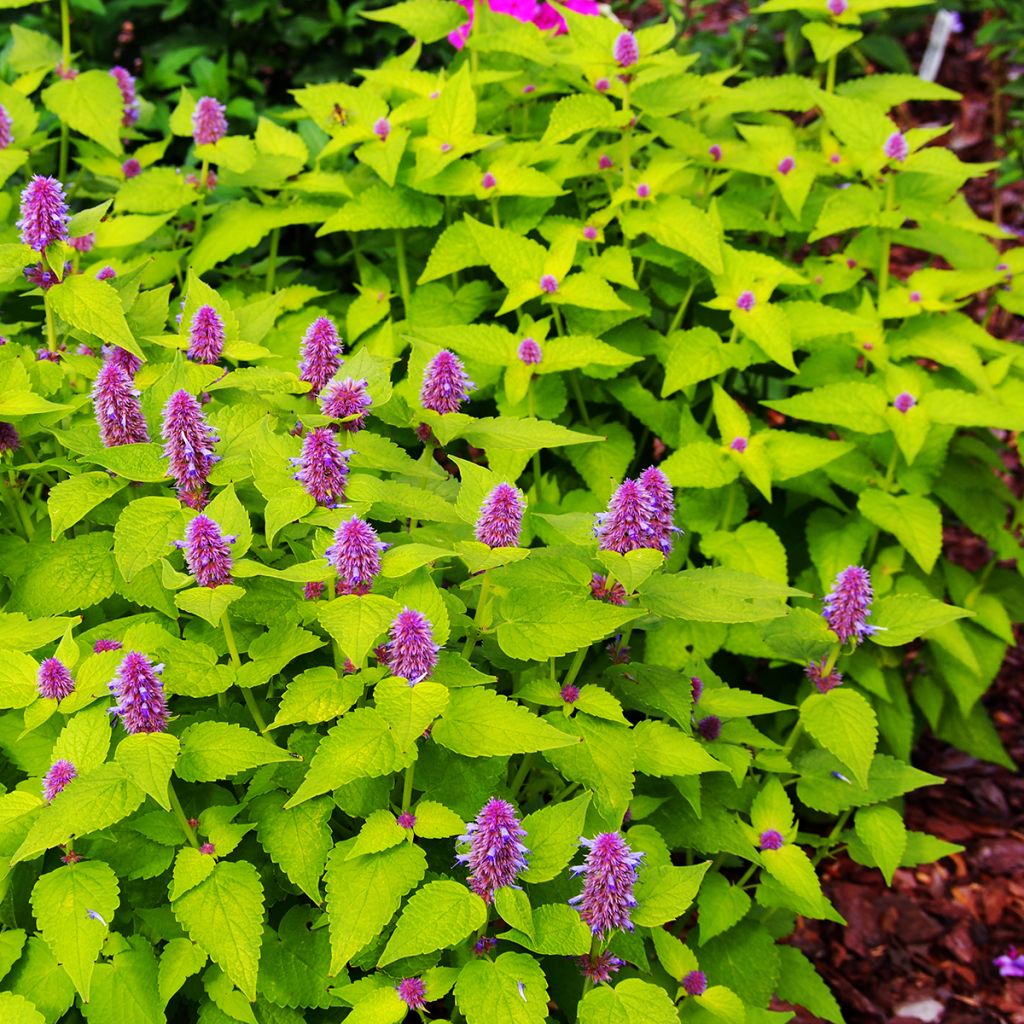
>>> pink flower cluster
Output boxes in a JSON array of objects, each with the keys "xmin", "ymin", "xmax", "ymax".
[{"xmin": 449, "ymin": 0, "xmax": 599, "ymax": 48}]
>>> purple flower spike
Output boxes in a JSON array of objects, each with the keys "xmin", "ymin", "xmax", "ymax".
[
  {"xmin": 475, "ymin": 483, "xmax": 526, "ymax": 548},
  {"xmin": 122, "ymin": 158, "xmax": 141, "ymax": 178},
  {"xmin": 456, "ymin": 798, "xmax": 529, "ymax": 904},
  {"xmin": 736, "ymin": 290, "xmax": 756, "ymax": 311},
  {"xmin": 38, "ymin": 658, "xmax": 75, "ymax": 701},
  {"xmin": 730, "ymin": 436, "xmax": 748, "ymax": 453},
  {"xmin": 995, "ymin": 947, "xmax": 1024, "ymax": 978},
  {"xmin": 683, "ymin": 970, "xmax": 707, "ymax": 996},
  {"xmin": 894, "ymin": 392, "xmax": 916, "ymax": 413},
  {"xmin": 18, "ymin": 176, "xmax": 69, "ymax": 251},
  {"xmin": 561, "ymin": 684, "xmax": 580, "ymax": 704},
  {"xmin": 579, "ymin": 952, "xmax": 624, "ymax": 984},
  {"xmin": 614, "ymin": 31, "xmax": 639, "ymax": 69},
  {"xmin": 187, "ymin": 305, "xmax": 225, "ymax": 365},
  {"xmin": 636, "ymin": 182, "xmax": 650, "ymax": 199},
  {"xmin": 396, "ymin": 812, "xmax": 416, "ymax": 829},
  {"xmin": 691, "ymin": 676, "xmax": 704, "ymax": 702},
  {"xmin": 181, "ymin": 514, "xmax": 234, "ymax": 587},
  {"xmin": 397, "ymin": 978, "xmax": 426, "ymax": 1010},
  {"xmin": 0, "ymin": 422, "xmax": 20, "ymax": 455},
  {"xmin": 373, "ymin": 117, "xmax": 391, "ymax": 141},
  {"xmin": 518, "ymin": 338, "xmax": 543, "ymax": 365},
  {"xmin": 43, "ymin": 760, "xmax": 77, "ymax": 803},
  {"xmin": 805, "ymin": 659, "xmax": 843, "ymax": 693},
  {"xmin": 569, "ymin": 832, "xmax": 643, "ymax": 937},
  {"xmin": 320, "ymin": 376, "xmax": 372, "ymax": 431},
  {"xmin": 639, "ymin": 465, "xmax": 677, "ymax": 555},
  {"xmin": 298, "ymin": 317, "xmax": 343, "ymax": 399},
  {"xmin": 421, "ymin": 349, "xmax": 474, "ymax": 414},
  {"xmin": 697, "ymin": 715, "xmax": 721, "ymax": 740},
  {"xmin": 110, "ymin": 66, "xmax": 140, "ymax": 127},
  {"xmin": 384, "ymin": 608, "xmax": 440, "ymax": 684},
  {"xmin": 94, "ymin": 638, "xmax": 122, "ymax": 653},
  {"xmin": 777, "ymin": 155, "xmax": 795, "ymax": 176},
  {"xmin": 192, "ymin": 96, "xmax": 227, "ymax": 145},
  {"xmin": 161, "ymin": 389, "xmax": 219, "ymax": 510},
  {"xmin": 539, "ymin": 274, "xmax": 559, "ymax": 294},
  {"xmin": 823, "ymin": 565, "xmax": 878, "ymax": 645},
  {"xmin": 109, "ymin": 651, "xmax": 169, "ymax": 734},
  {"xmin": 325, "ymin": 516, "xmax": 386, "ymax": 596},
  {"xmin": 594, "ymin": 478, "xmax": 658, "ymax": 554},
  {"xmin": 0, "ymin": 104, "xmax": 12, "ymax": 150},
  {"xmin": 93, "ymin": 360, "xmax": 151, "ymax": 448},
  {"xmin": 759, "ymin": 829, "xmax": 785, "ymax": 851},
  {"xmin": 293, "ymin": 427, "xmax": 351, "ymax": 507},
  {"xmin": 70, "ymin": 233, "xmax": 95, "ymax": 253},
  {"xmin": 709, "ymin": 143, "xmax": 722, "ymax": 162},
  {"xmin": 482, "ymin": 171, "xmax": 497, "ymax": 190},
  {"xmin": 884, "ymin": 130, "xmax": 909, "ymax": 163},
  {"xmin": 104, "ymin": 345, "xmax": 141, "ymax": 377}
]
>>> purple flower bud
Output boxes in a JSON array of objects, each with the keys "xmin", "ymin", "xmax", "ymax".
[
  {"xmin": 639, "ymin": 465, "xmax": 677, "ymax": 555},
  {"xmin": 181, "ymin": 514, "xmax": 234, "ymax": 587},
  {"xmin": 19, "ymin": 176, "xmax": 70, "ymax": 252},
  {"xmin": 682, "ymin": 970, "xmax": 707, "ymax": 996},
  {"xmin": 325, "ymin": 516, "xmax": 386, "ymax": 596},
  {"xmin": 110, "ymin": 66, "xmax": 140, "ymax": 127},
  {"xmin": 161, "ymin": 390, "xmax": 218, "ymax": 510},
  {"xmin": 599, "ymin": 154, "xmax": 614, "ymax": 170},
  {"xmin": 736, "ymin": 290, "xmax": 756, "ymax": 312},
  {"xmin": 104, "ymin": 345, "xmax": 141, "ymax": 376},
  {"xmin": 474, "ymin": 936, "xmax": 497, "ymax": 956},
  {"xmin": 37, "ymin": 347, "xmax": 62, "ymax": 362},
  {"xmin": 590, "ymin": 573, "xmax": 628, "ymax": 606},
  {"xmin": 421, "ymin": 350, "xmax": 474, "ymax": 414},
  {"xmin": 614, "ymin": 31, "xmax": 639, "ymax": 68},
  {"xmin": 384, "ymin": 608, "xmax": 440, "ymax": 684},
  {"xmin": 518, "ymin": 338, "xmax": 543, "ymax": 365},
  {"xmin": 830, "ymin": 152, "xmax": 842, "ymax": 164},
  {"xmin": 441, "ymin": 141, "xmax": 453, "ymax": 153},
  {"xmin": 909, "ymin": 290, "xmax": 922, "ymax": 303},
  {"xmin": 805, "ymin": 659, "xmax": 843, "ymax": 693},
  {"xmin": 373, "ymin": 117, "xmax": 391, "ymax": 141},
  {"xmin": 0, "ymin": 104, "xmax": 12, "ymax": 150},
  {"xmin": 24, "ymin": 263, "xmax": 64, "ymax": 290},
  {"xmin": 759, "ymin": 829, "xmax": 785, "ymax": 851},
  {"xmin": 96, "ymin": 266, "xmax": 117, "ymax": 281},
  {"xmin": 777, "ymin": 155, "xmax": 795, "ymax": 176},
  {"xmin": 293, "ymin": 427, "xmax": 351, "ymax": 507},
  {"xmin": 561, "ymin": 684, "xmax": 580, "ymax": 704},
  {"xmin": 481, "ymin": 171, "xmax": 497, "ymax": 190},
  {"xmin": 200, "ymin": 842, "xmax": 216, "ymax": 855},
  {"xmin": 636, "ymin": 182, "xmax": 650, "ymax": 199},
  {"xmin": 709, "ymin": 144, "xmax": 722, "ymax": 162},
  {"xmin": 397, "ymin": 978, "xmax": 426, "ymax": 1010},
  {"xmin": 456, "ymin": 798, "xmax": 529, "ymax": 903},
  {"xmin": 730, "ymin": 436, "xmax": 748, "ymax": 453},
  {"xmin": 122, "ymin": 158, "xmax": 142, "ymax": 178},
  {"xmin": 94, "ymin": 638, "xmax": 122, "ymax": 653},
  {"xmin": 823, "ymin": 565, "xmax": 877, "ymax": 645},
  {"xmin": 187, "ymin": 305, "xmax": 225, "ymax": 365},
  {"xmin": 582, "ymin": 225, "xmax": 598, "ymax": 242},
  {"xmin": 0, "ymin": 422, "xmax": 20, "ymax": 455},
  {"xmin": 595, "ymin": 78, "xmax": 610, "ymax": 92},
  {"xmin": 594, "ymin": 478, "xmax": 660, "ymax": 554},
  {"xmin": 93, "ymin": 360, "xmax": 150, "ymax": 448},
  {"xmin": 109, "ymin": 651, "xmax": 169, "ymax": 734},
  {"xmin": 884, "ymin": 130, "xmax": 908, "ymax": 163},
  {"xmin": 55, "ymin": 63, "xmax": 77, "ymax": 80},
  {"xmin": 893, "ymin": 391, "xmax": 916, "ymax": 413},
  {"xmin": 303, "ymin": 581, "xmax": 325, "ymax": 601},
  {"xmin": 320, "ymin": 376, "xmax": 372, "ymax": 431},
  {"xmin": 579, "ymin": 952, "xmax": 624, "ymax": 983},
  {"xmin": 475, "ymin": 482, "xmax": 526, "ymax": 548},
  {"xmin": 192, "ymin": 97, "xmax": 227, "ymax": 145},
  {"xmin": 522, "ymin": 83, "xmax": 536, "ymax": 95},
  {"xmin": 691, "ymin": 676, "xmax": 704, "ymax": 702},
  {"xmin": 38, "ymin": 657, "xmax": 75, "ymax": 701},
  {"xmin": 697, "ymin": 715, "xmax": 721, "ymax": 740},
  {"xmin": 539, "ymin": 274, "xmax": 559, "ymax": 294},
  {"xmin": 298, "ymin": 317, "xmax": 343, "ymax": 399},
  {"xmin": 43, "ymin": 760, "xmax": 77, "ymax": 802},
  {"xmin": 828, "ymin": 0, "xmax": 848, "ymax": 14},
  {"xmin": 396, "ymin": 812, "xmax": 416, "ymax": 829},
  {"xmin": 69, "ymin": 233, "xmax": 95, "ymax": 253},
  {"xmin": 569, "ymin": 832, "xmax": 643, "ymax": 937}
]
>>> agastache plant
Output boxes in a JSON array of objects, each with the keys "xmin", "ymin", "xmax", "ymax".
[
  {"xmin": 570, "ymin": 832, "xmax": 643, "ymax": 936},
  {"xmin": 420, "ymin": 350, "xmax": 474, "ymax": 413},
  {"xmin": 325, "ymin": 516, "xmax": 385, "ymax": 595},
  {"xmin": 109, "ymin": 651, "xmax": 169, "ymax": 734},
  {"xmin": 456, "ymin": 798, "xmax": 529, "ymax": 903},
  {"xmin": 475, "ymin": 483, "xmax": 526, "ymax": 548},
  {"xmin": 823, "ymin": 565, "xmax": 878, "ymax": 644},
  {"xmin": 192, "ymin": 96, "xmax": 228, "ymax": 145},
  {"xmin": 37, "ymin": 657, "xmax": 75, "ymax": 700},
  {"xmin": 187, "ymin": 305, "xmax": 225, "ymax": 364},
  {"xmin": 320, "ymin": 376, "xmax": 372, "ymax": 431},
  {"xmin": 42, "ymin": 760, "xmax": 77, "ymax": 802},
  {"xmin": 110, "ymin": 66, "xmax": 140, "ymax": 126},
  {"xmin": 18, "ymin": 175, "xmax": 69, "ymax": 250},
  {"xmin": 0, "ymin": 104, "xmax": 12, "ymax": 149},
  {"xmin": 178, "ymin": 514, "xmax": 234, "ymax": 587},
  {"xmin": 292, "ymin": 427, "xmax": 351, "ymax": 507},
  {"xmin": 92, "ymin": 360, "xmax": 151, "ymax": 447},
  {"xmin": 298, "ymin": 316, "xmax": 343, "ymax": 398},
  {"xmin": 383, "ymin": 608, "xmax": 440, "ymax": 683},
  {"xmin": 161, "ymin": 389, "xmax": 219, "ymax": 509}
]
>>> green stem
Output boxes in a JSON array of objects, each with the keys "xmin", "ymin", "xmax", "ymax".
[
  {"xmin": 1, "ymin": 478, "xmax": 30, "ymax": 540},
  {"xmin": 581, "ymin": 934, "xmax": 606, "ymax": 993},
  {"xmin": 222, "ymin": 611, "xmax": 268, "ymax": 732},
  {"xmin": 781, "ymin": 721, "xmax": 803, "ymax": 760},
  {"xmin": 45, "ymin": 295, "xmax": 57, "ymax": 353},
  {"xmin": 193, "ymin": 158, "xmax": 210, "ymax": 243},
  {"xmin": 531, "ymin": 451, "xmax": 544, "ymax": 503},
  {"xmin": 401, "ymin": 761, "xmax": 416, "ymax": 813},
  {"xmin": 825, "ymin": 54, "xmax": 837, "ymax": 94},
  {"xmin": 561, "ymin": 647, "xmax": 588, "ymax": 691},
  {"xmin": 622, "ymin": 79, "xmax": 633, "ymax": 192},
  {"xmin": 168, "ymin": 780, "xmax": 200, "ymax": 848},
  {"xmin": 878, "ymin": 174, "xmax": 894, "ymax": 301},
  {"xmin": 509, "ymin": 753, "xmax": 535, "ymax": 798},
  {"xmin": 490, "ymin": 198, "xmax": 501, "ymax": 229},
  {"xmin": 59, "ymin": 125, "xmax": 69, "ymax": 184},
  {"xmin": 813, "ymin": 808, "xmax": 852, "ymax": 866},
  {"xmin": 57, "ymin": 0, "xmax": 71, "ymax": 180},
  {"xmin": 462, "ymin": 573, "xmax": 492, "ymax": 657},
  {"xmin": 668, "ymin": 281, "xmax": 695, "ymax": 333},
  {"xmin": 394, "ymin": 230, "xmax": 411, "ymax": 315},
  {"xmin": 265, "ymin": 227, "xmax": 280, "ymax": 293},
  {"xmin": 569, "ymin": 373, "xmax": 592, "ymax": 429}
]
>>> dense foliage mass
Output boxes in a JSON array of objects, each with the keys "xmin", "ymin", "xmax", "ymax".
[{"xmin": 0, "ymin": 1, "xmax": 1021, "ymax": 1023}]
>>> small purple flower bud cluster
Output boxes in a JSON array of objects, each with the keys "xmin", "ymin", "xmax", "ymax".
[
  {"xmin": 561, "ymin": 684, "xmax": 580, "ymax": 704},
  {"xmin": 730, "ymin": 436, "xmax": 748, "ymax": 453},
  {"xmin": 299, "ymin": 317, "xmax": 343, "ymax": 399},
  {"xmin": 518, "ymin": 338, "xmax": 543, "ymax": 365},
  {"xmin": 383, "ymin": 608, "xmax": 440, "ymax": 684},
  {"xmin": 456, "ymin": 798, "xmax": 529, "ymax": 903},
  {"xmin": 187, "ymin": 305, "xmax": 225, "ymax": 364},
  {"xmin": 589, "ymin": 573, "xmax": 628, "ymax": 606},
  {"xmin": 24, "ymin": 262, "xmax": 69, "ymax": 290},
  {"xmin": 777, "ymin": 155, "xmax": 796, "ymax": 176},
  {"xmin": 94, "ymin": 638, "xmax": 122, "ymax": 653},
  {"xmin": 995, "ymin": 946, "xmax": 1024, "ymax": 978},
  {"xmin": 320, "ymin": 377, "xmax": 372, "ymax": 431},
  {"xmin": 104, "ymin": 345, "xmax": 141, "ymax": 377},
  {"xmin": 161, "ymin": 390, "xmax": 219, "ymax": 509},
  {"xmin": 122, "ymin": 158, "xmax": 142, "ymax": 178},
  {"xmin": 697, "ymin": 715, "xmax": 722, "ymax": 740},
  {"xmin": 110, "ymin": 66, "xmax": 140, "ymax": 127},
  {"xmin": 594, "ymin": 467, "xmax": 677, "ymax": 555},
  {"xmin": 475, "ymin": 483, "xmax": 526, "ymax": 548},
  {"xmin": 92, "ymin": 360, "xmax": 150, "ymax": 447},
  {"xmin": 397, "ymin": 978, "xmax": 426, "ymax": 1010},
  {"xmin": 373, "ymin": 117, "xmax": 391, "ymax": 142},
  {"xmin": 0, "ymin": 422, "xmax": 20, "ymax": 455},
  {"xmin": 0, "ymin": 104, "xmax": 12, "ymax": 150},
  {"xmin": 736, "ymin": 290, "xmax": 756, "ymax": 311},
  {"xmin": 709, "ymin": 144, "xmax": 722, "ymax": 162},
  {"xmin": 805, "ymin": 659, "xmax": 843, "ymax": 693},
  {"xmin": 69, "ymin": 233, "xmax": 95, "ymax": 253},
  {"xmin": 570, "ymin": 832, "xmax": 643, "ymax": 937},
  {"xmin": 481, "ymin": 171, "xmax": 497, "ymax": 190},
  {"xmin": 884, "ymin": 130, "xmax": 909, "ymax": 163},
  {"xmin": 683, "ymin": 970, "xmax": 708, "ymax": 996},
  {"xmin": 759, "ymin": 829, "xmax": 785, "ymax": 851},
  {"xmin": 192, "ymin": 97, "xmax": 228, "ymax": 145},
  {"xmin": 614, "ymin": 31, "xmax": 639, "ymax": 69},
  {"xmin": 396, "ymin": 812, "xmax": 416, "ymax": 829},
  {"xmin": 474, "ymin": 935, "xmax": 498, "ymax": 956},
  {"xmin": 292, "ymin": 428, "xmax": 351, "ymax": 507},
  {"xmin": 823, "ymin": 565, "xmax": 878, "ymax": 645},
  {"xmin": 893, "ymin": 391, "xmax": 916, "ymax": 413},
  {"xmin": 539, "ymin": 273, "xmax": 559, "ymax": 294},
  {"xmin": 37, "ymin": 657, "xmax": 75, "ymax": 701},
  {"xmin": 43, "ymin": 760, "xmax": 77, "ymax": 802},
  {"xmin": 109, "ymin": 651, "xmax": 169, "ymax": 734},
  {"xmin": 421, "ymin": 350, "xmax": 475, "ymax": 414},
  {"xmin": 179, "ymin": 514, "xmax": 234, "ymax": 587},
  {"xmin": 579, "ymin": 952, "xmax": 624, "ymax": 983},
  {"xmin": 18, "ymin": 176, "xmax": 69, "ymax": 251},
  {"xmin": 303, "ymin": 581, "xmax": 325, "ymax": 601},
  {"xmin": 325, "ymin": 516, "xmax": 386, "ymax": 595}
]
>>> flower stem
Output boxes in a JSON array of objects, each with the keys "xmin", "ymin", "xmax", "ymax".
[
  {"xmin": 265, "ymin": 226, "xmax": 280, "ymax": 293},
  {"xmin": 45, "ymin": 294, "xmax": 57, "ymax": 353},
  {"xmin": 509, "ymin": 753, "xmax": 535, "ymax": 799},
  {"xmin": 222, "ymin": 610, "xmax": 268, "ymax": 732},
  {"xmin": 878, "ymin": 174, "xmax": 895, "ymax": 300},
  {"xmin": 193, "ymin": 158, "xmax": 210, "ymax": 243},
  {"xmin": 462, "ymin": 573, "xmax": 492, "ymax": 657},
  {"xmin": 401, "ymin": 760, "xmax": 415, "ymax": 813},
  {"xmin": 58, "ymin": 0, "xmax": 70, "ymax": 180},
  {"xmin": 394, "ymin": 229, "xmax": 411, "ymax": 315},
  {"xmin": 561, "ymin": 647, "xmax": 588, "ymax": 691},
  {"xmin": 825, "ymin": 54, "xmax": 837, "ymax": 94},
  {"xmin": 168, "ymin": 780, "xmax": 199, "ymax": 848}
]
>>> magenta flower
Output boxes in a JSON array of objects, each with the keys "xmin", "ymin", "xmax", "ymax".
[
  {"xmin": 894, "ymin": 392, "xmax": 916, "ymax": 413},
  {"xmin": 481, "ymin": 171, "xmax": 497, "ymax": 190},
  {"xmin": 614, "ymin": 31, "xmax": 639, "ymax": 69},
  {"xmin": 595, "ymin": 78, "xmax": 610, "ymax": 92},
  {"xmin": 122, "ymin": 158, "xmax": 142, "ymax": 178},
  {"xmin": 0, "ymin": 104, "xmax": 12, "ymax": 149},
  {"xmin": 590, "ymin": 573, "xmax": 627, "ymax": 606},
  {"xmin": 298, "ymin": 316, "xmax": 343, "ymax": 399},
  {"xmin": 104, "ymin": 345, "xmax": 141, "ymax": 377},
  {"xmin": 325, "ymin": 516, "xmax": 386, "ymax": 595},
  {"xmin": 828, "ymin": 0, "xmax": 848, "ymax": 13},
  {"xmin": 683, "ymin": 970, "xmax": 707, "ymax": 996},
  {"xmin": 691, "ymin": 676, "xmax": 704, "ymax": 702},
  {"xmin": 187, "ymin": 305, "xmax": 225, "ymax": 364},
  {"xmin": 93, "ymin": 360, "xmax": 150, "ymax": 448},
  {"xmin": 397, "ymin": 978, "xmax": 426, "ymax": 1010},
  {"xmin": 759, "ymin": 829, "xmax": 785, "ymax": 851},
  {"xmin": 730, "ymin": 436, "xmax": 748, "ymax": 453},
  {"xmin": 570, "ymin": 832, "xmax": 643, "ymax": 937},
  {"xmin": 24, "ymin": 263, "xmax": 66, "ymax": 290},
  {"xmin": 777, "ymin": 155, "xmax": 796, "ymax": 176},
  {"xmin": 38, "ymin": 657, "xmax": 75, "ymax": 701},
  {"xmin": 539, "ymin": 274, "xmax": 559, "ymax": 294},
  {"xmin": 43, "ymin": 760, "xmax": 77, "ymax": 802},
  {"xmin": 583, "ymin": 225, "xmax": 598, "ymax": 241},
  {"xmin": 192, "ymin": 96, "xmax": 227, "ymax": 145},
  {"xmin": 303, "ymin": 581, "xmax": 325, "ymax": 601},
  {"xmin": 579, "ymin": 952, "xmax": 624, "ymax": 983},
  {"xmin": 161, "ymin": 389, "xmax": 219, "ymax": 510},
  {"xmin": 95, "ymin": 266, "xmax": 116, "ymax": 281},
  {"xmin": 995, "ymin": 947, "xmax": 1024, "ymax": 978},
  {"xmin": 697, "ymin": 715, "xmax": 722, "ymax": 740},
  {"xmin": 94, "ymin": 638, "xmax": 122, "ymax": 653},
  {"xmin": 0, "ymin": 422, "xmax": 20, "ymax": 455},
  {"xmin": 639, "ymin": 465, "xmax": 677, "ymax": 555},
  {"xmin": 805, "ymin": 659, "xmax": 843, "ymax": 693},
  {"xmin": 884, "ymin": 131, "xmax": 908, "ymax": 163},
  {"xmin": 474, "ymin": 935, "xmax": 498, "ymax": 956},
  {"xmin": 909, "ymin": 290, "xmax": 922, "ymax": 303},
  {"xmin": 384, "ymin": 608, "xmax": 440, "ymax": 684},
  {"xmin": 456, "ymin": 798, "xmax": 529, "ymax": 903},
  {"xmin": 69, "ymin": 233, "xmax": 95, "ymax": 253},
  {"xmin": 18, "ymin": 176, "xmax": 69, "ymax": 251},
  {"xmin": 709, "ymin": 143, "xmax": 722, "ymax": 162},
  {"xmin": 55, "ymin": 63, "xmax": 78, "ymax": 80},
  {"xmin": 199, "ymin": 842, "xmax": 216, "ymax": 855},
  {"xmin": 292, "ymin": 427, "xmax": 351, "ymax": 507},
  {"xmin": 109, "ymin": 651, "xmax": 169, "ymax": 734},
  {"xmin": 518, "ymin": 338, "xmax": 543, "ymax": 365},
  {"xmin": 373, "ymin": 117, "xmax": 391, "ymax": 141},
  {"xmin": 736, "ymin": 290, "xmax": 756, "ymax": 312},
  {"xmin": 594, "ymin": 478, "xmax": 659, "ymax": 554},
  {"xmin": 561, "ymin": 684, "xmax": 580, "ymax": 704},
  {"xmin": 823, "ymin": 565, "xmax": 878, "ymax": 645},
  {"xmin": 475, "ymin": 482, "xmax": 526, "ymax": 548},
  {"xmin": 396, "ymin": 812, "xmax": 416, "ymax": 829},
  {"xmin": 598, "ymin": 154, "xmax": 614, "ymax": 171},
  {"xmin": 179, "ymin": 514, "xmax": 234, "ymax": 587},
  {"xmin": 110, "ymin": 66, "xmax": 140, "ymax": 127},
  {"xmin": 448, "ymin": 0, "xmax": 598, "ymax": 48},
  {"xmin": 636, "ymin": 182, "xmax": 650, "ymax": 199},
  {"xmin": 421, "ymin": 350, "xmax": 474, "ymax": 413},
  {"xmin": 320, "ymin": 376, "xmax": 372, "ymax": 431}
]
